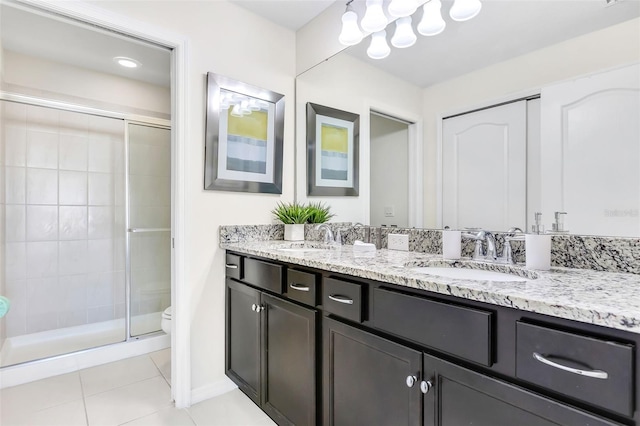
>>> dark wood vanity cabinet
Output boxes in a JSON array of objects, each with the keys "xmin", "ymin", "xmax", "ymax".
[
  {"xmin": 225, "ymin": 260, "xmax": 317, "ymax": 426},
  {"xmin": 225, "ymin": 252, "xmax": 638, "ymax": 426}
]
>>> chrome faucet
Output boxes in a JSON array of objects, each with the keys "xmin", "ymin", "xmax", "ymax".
[
  {"xmin": 462, "ymin": 230, "xmax": 497, "ymax": 261},
  {"xmin": 501, "ymin": 228, "xmax": 525, "ymax": 264},
  {"xmin": 315, "ymin": 223, "xmax": 335, "ymax": 244}
]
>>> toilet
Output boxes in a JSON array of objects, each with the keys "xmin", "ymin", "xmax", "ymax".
[{"xmin": 161, "ymin": 306, "xmax": 172, "ymax": 334}]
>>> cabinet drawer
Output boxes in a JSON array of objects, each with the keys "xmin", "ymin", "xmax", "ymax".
[
  {"xmin": 323, "ymin": 277, "xmax": 364, "ymax": 323},
  {"xmin": 225, "ymin": 253, "xmax": 242, "ymax": 280},
  {"xmin": 286, "ymin": 269, "xmax": 318, "ymax": 307},
  {"xmin": 243, "ymin": 258, "xmax": 284, "ymax": 294},
  {"xmin": 516, "ymin": 321, "xmax": 634, "ymax": 417},
  {"xmin": 373, "ymin": 287, "xmax": 493, "ymax": 366}
]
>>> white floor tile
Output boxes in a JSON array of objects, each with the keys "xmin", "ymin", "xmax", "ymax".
[
  {"xmin": 2, "ymin": 398, "xmax": 87, "ymax": 426},
  {"xmin": 0, "ymin": 372, "xmax": 83, "ymax": 422},
  {"xmin": 149, "ymin": 348, "xmax": 171, "ymax": 385},
  {"xmin": 84, "ymin": 376, "xmax": 171, "ymax": 426},
  {"xmin": 80, "ymin": 354, "xmax": 160, "ymax": 396},
  {"xmin": 119, "ymin": 406, "xmax": 195, "ymax": 426},
  {"xmin": 188, "ymin": 389, "xmax": 276, "ymax": 426}
]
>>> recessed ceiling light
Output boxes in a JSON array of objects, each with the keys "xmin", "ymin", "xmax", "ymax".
[{"xmin": 114, "ymin": 56, "xmax": 141, "ymax": 68}]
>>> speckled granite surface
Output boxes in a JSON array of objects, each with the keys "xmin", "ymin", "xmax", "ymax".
[
  {"xmin": 220, "ymin": 240, "xmax": 640, "ymax": 334},
  {"xmin": 220, "ymin": 224, "xmax": 640, "ymax": 274}
]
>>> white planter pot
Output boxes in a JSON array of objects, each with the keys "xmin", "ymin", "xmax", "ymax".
[{"xmin": 284, "ymin": 224, "xmax": 305, "ymax": 241}]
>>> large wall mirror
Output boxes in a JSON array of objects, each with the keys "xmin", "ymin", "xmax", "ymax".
[{"xmin": 295, "ymin": 0, "xmax": 640, "ymax": 237}]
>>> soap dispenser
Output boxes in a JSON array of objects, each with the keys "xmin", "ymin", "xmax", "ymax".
[
  {"xmin": 442, "ymin": 227, "xmax": 461, "ymax": 260},
  {"xmin": 526, "ymin": 212, "xmax": 551, "ymax": 270}
]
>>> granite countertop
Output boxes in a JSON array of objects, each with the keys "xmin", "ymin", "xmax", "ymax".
[{"xmin": 221, "ymin": 240, "xmax": 640, "ymax": 334}]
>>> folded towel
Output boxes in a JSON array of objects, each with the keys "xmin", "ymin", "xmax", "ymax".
[{"xmin": 0, "ymin": 296, "xmax": 10, "ymax": 318}]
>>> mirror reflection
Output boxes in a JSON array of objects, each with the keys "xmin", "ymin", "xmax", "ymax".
[{"xmin": 296, "ymin": 0, "xmax": 640, "ymax": 237}]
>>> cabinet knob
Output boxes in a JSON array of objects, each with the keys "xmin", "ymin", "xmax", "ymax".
[
  {"xmin": 251, "ymin": 303, "xmax": 258, "ymax": 312},
  {"xmin": 406, "ymin": 375, "xmax": 417, "ymax": 388},
  {"xmin": 255, "ymin": 304, "xmax": 265, "ymax": 313},
  {"xmin": 420, "ymin": 380, "xmax": 433, "ymax": 394}
]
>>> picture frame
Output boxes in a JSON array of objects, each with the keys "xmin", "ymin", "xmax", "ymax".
[
  {"xmin": 306, "ymin": 103, "xmax": 360, "ymax": 196},
  {"xmin": 204, "ymin": 72, "xmax": 284, "ymax": 193}
]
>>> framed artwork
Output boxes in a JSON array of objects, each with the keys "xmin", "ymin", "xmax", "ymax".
[
  {"xmin": 204, "ymin": 72, "xmax": 284, "ymax": 193},
  {"xmin": 306, "ymin": 103, "xmax": 359, "ymax": 196}
]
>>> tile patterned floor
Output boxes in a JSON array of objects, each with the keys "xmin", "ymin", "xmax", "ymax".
[{"xmin": 0, "ymin": 349, "xmax": 276, "ymax": 426}]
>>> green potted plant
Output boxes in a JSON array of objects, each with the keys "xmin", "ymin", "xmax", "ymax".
[
  {"xmin": 271, "ymin": 202, "xmax": 311, "ymax": 241},
  {"xmin": 306, "ymin": 202, "xmax": 335, "ymax": 224}
]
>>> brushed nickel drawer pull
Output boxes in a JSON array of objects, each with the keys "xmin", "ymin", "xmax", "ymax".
[
  {"xmin": 329, "ymin": 294, "xmax": 354, "ymax": 305},
  {"xmin": 533, "ymin": 352, "xmax": 608, "ymax": 380},
  {"xmin": 225, "ymin": 264, "xmax": 238, "ymax": 269},
  {"xmin": 289, "ymin": 283, "xmax": 310, "ymax": 292}
]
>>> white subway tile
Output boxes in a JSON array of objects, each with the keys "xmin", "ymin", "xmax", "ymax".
[
  {"xmin": 87, "ymin": 239, "xmax": 114, "ymax": 273},
  {"xmin": 59, "ymin": 134, "xmax": 88, "ymax": 171},
  {"xmin": 59, "ymin": 206, "xmax": 88, "ymax": 240},
  {"xmin": 88, "ymin": 138, "xmax": 114, "ymax": 173},
  {"xmin": 59, "ymin": 240, "xmax": 88, "ymax": 276},
  {"xmin": 5, "ymin": 242, "xmax": 27, "ymax": 281},
  {"xmin": 26, "ymin": 277, "xmax": 59, "ymax": 315},
  {"xmin": 26, "ymin": 312, "xmax": 59, "ymax": 334},
  {"xmin": 26, "ymin": 168, "xmax": 58, "ymax": 205},
  {"xmin": 88, "ymin": 173, "xmax": 113, "ymax": 206},
  {"xmin": 58, "ymin": 110, "xmax": 89, "ymax": 136},
  {"xmin": 88, "ymin": 206, "xmax": 113, "ymax": 239},
  {"xmin": 5, "ymin": 166, "xmax": 26, "ymax": 204},
  {"xmin": 58, "ymin": 274, "xmax": 88, "ymax": 313},
  {"xmin": 26, "ymin": 105, "xmax": 58, "ymax": 132},
  {"xmin": 26, "ymin": 130, "xmax": 58, "ymax": 169},
  {"xmin": 4, "ymin": 125, "xmax": 27, "ymax": 167},
  {"xmin": 5, "ymin": 205, "xmax": 26, "ymax": 242},
  {"xmin": 26, "ymin": 241, "xmax": 58, "ymax": 278},
  {"xmin": 26, "ymin": 206, "xmax": 58, "ymax": 241},
  {"xmin": 59, "ymin": 170, "xmax": 87, "ymax": 205}
]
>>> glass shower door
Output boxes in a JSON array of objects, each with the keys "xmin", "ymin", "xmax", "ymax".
[{"xmin": 127, "ymin": 123, "xmax": 171, "ymax": 337}]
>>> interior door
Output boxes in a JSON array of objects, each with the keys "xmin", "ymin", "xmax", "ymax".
[
  {"xmin": 442, "ymin": 101, "xmax": 527, "ymax": 231},
  {"xmin": 540, "ymin": 63, "xmax": 640, "ymax": 237}
]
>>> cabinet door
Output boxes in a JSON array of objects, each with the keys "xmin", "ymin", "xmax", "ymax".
[
  {"xmin": 262, "ymin": 294, "xmax": 316, "ymax": 426},
  {"xmin": 324, "ymin": 317, "xmax": 422, "ymax": 426},
  {"xmin": 423, "ymin": 353, "xmax": 623, "ymax": 426},
  {"xmin": 226, "ymin": 278, "xmax": 261, "ymax": 405}
]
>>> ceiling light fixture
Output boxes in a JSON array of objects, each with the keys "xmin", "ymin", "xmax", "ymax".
[
  {"xmin": 339, "ymin": 0, "xmax": 482, "ymax": 59},
  {"xmin": 367, "ymin": 30, "xmax": 391, "ymax": 59},
  {"xmin": 361, "ymin": 0, "xmax": 389, "ymax": 33},
  {"xmin": 391, "ymin": 17, "xmax": 417, "ymax": 48},
  {"xmin": 449, "ymin": 0, "xmax": 482, "ymax": 22},
  {"xmin": 417, "ymin": 0, "xmax": 446, "ymax": 36},
  {"xmin": 113, "ymin": 56, "xmax": 140, "ymax": 68},
  {"xmin": 338, "ymin": 1, "xmax": 364, "ymax": 46}
]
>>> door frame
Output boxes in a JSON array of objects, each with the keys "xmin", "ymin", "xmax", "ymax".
[
  {"xmin": 365, "ymin": 100, "xmax": 423, "ymax": 228},
  {"xmin": 11, "ymin": 0, "xmax": 191, "ymax": 407}
]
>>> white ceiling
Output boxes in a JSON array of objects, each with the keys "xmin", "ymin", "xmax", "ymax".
[
  {"xmin": 1, "ymin": 1, "xmax": 638, "ymax": 90},
  {"xmin": 1, "ymin": 3, "xmax": 171, "ymax": 87}
]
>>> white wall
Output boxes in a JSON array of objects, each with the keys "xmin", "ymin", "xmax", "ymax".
[
  {"xmin": 370, "ymin": 114, "xmax": 408, "ymax": 227},
  {"xmin": 296, "ymin": 53, "xmax": 423, "ymax": 224},
  {"xmin": 88, "ymin": 0, "xmax": 296, "ymax": 393},
  {"xmin": 2, "ymin": 50, "xmax": 170, "ymax": 118},
  {"xmin": 422, "ymin": 17, "xmax": 640, "ymax": 227}
]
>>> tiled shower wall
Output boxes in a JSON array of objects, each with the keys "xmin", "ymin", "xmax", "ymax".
[{"xmin": 2, "ymin": 101, "xmax": 126, "ymax": 337}]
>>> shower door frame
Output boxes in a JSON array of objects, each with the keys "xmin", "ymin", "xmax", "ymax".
[{"xmin": 7, "ymin": 0, "xmax": 191, "ymax": 408}]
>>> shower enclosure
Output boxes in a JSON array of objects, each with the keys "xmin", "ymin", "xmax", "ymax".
[{"xmin": 0, "ymin": 98, "xmax": 171, "ymax": 368}]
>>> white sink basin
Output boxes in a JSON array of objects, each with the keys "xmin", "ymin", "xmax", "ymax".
[{"xmin": 411, "ymin": 267, "xmax": 529, "ymax": 282}]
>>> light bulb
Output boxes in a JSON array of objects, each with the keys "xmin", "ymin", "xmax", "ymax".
[
  {"xmin": 230, "ymin": 104, "xmax": 243, "ymax": 117},
  {"xmin": 361, "ymin": 0, "xmax": 388, "ymax": 33},
  {"xmin": 450, "ymin": 0, "xmax": 482, "ymax": 22},
  {"xmin": 338, "ymin": 8, "xmax": 364, "ymax": 46},
  {"xmin": 418, "ymin": 0, "xmax": 446, "ymax": 36},
  {"xmin": 248, "ymin": 99, "xmax": 261, "ymax": 111},
  {"xmin": 240, "ymin": 100, "xmax": 252, "ymax": 115},
  {"xmin": 388, "ymin": 0, "xmax": 417, "ymax": 18},
  {"xmin": 367, "ymin": 30, "xmax": 390, "ymax": 60},
  {"xmin": 391, "ymin": 17, "xmax": 416, "ymax": 48},
  {"xmin": 220, "ymin": 96, "xmax": 231, "ymax": 110}
]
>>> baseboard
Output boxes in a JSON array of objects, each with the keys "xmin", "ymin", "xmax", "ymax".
[{"xmin": 190, "ymin": 376, "xmax": 238, "ymax": 405}]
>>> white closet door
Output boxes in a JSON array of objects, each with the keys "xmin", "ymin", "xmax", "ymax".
[
  {"xmin": 442, "ymin": 101, "xmax": 527, "ymax": 231},
  {"xmin": 541, "ymin": 63, "xmax": 640, "ymax": 237}
]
